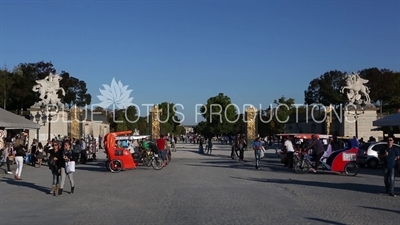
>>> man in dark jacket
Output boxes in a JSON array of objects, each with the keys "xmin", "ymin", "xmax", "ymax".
[
  {"xmin": 306, "ymin": 134, "xmax": 325, "ymax": 173},
  {"xmin": 378, "ymin": 135, "xmax": 400, "ymax": 196}
]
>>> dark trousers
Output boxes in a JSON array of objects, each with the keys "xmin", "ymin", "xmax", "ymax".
[
  {"xmin": 6, "ymin": 158, "xmax": 12, "ymax": 172},
  {"xmin": 384, "ymin": 168, "xmax": 395, "ymax": 194},
  {"xmin": 313, "ymin": 152, "xmax": 324, "ymax": 169},
  {"xmin": 239, "ymin": 148, "xmax": 244, "ymax": 161},
  {"xmin": 31, "ymin": 154, "xmax": 36, "ymax": 166},
  {"xmin": 73, "ymin": 152, "xmax": 80, "ymax": 163},
  {"xmin": 80, "ymin": 150, "xmax": 87, "ymax": 164},
  {"xmin": 285, "ymin": 152, "xmax": 294, "ymax": 168},
  {"xmin": 231, "ymin": 146, "xmax": 238, "ymax": 158}
]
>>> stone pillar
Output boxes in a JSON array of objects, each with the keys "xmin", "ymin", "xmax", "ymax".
[
  {"xmin": 70, "ymin": 106, "xmax": 81, "ymax": 139},
  {"xmin": 150, "ymin": 105, "xmax": 162, "ymax": 141},
  {"xmin": 325, "ymin": 105, "xmax": 333, "ymax": 135},
  {"xmin": 245, "ymin": 105, "xmax": 258, "ymax": 150}
]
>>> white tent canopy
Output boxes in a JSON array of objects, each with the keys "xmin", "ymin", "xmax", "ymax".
[
  {"xmin": 372, "ymin": 113, "xmax": 400, "ymax": 127},
  {"xmin": 0, "ymin": 108, "xmax": 41, "ymax": 129}
]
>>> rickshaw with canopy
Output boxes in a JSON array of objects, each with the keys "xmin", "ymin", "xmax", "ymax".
[{"xmin": 104, "ymin": 130, "xmax": 139, "ymax": 172}]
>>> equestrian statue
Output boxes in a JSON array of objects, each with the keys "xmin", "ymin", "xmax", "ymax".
[
  {"xmin": 32, "ymin": 72, "xmax": 66, "ymax": 106},
  {"xmin": 340, "ymin": 72, "xmax": 371, "ymax": 105}
]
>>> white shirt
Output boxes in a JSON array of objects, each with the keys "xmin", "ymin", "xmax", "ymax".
[{"xmin": 284, "ymin": 140, "xmax": 295, "ymax": 152}]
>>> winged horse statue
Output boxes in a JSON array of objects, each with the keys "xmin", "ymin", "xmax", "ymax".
[
  {"xmin": 32, "ymin": 73, "xmax": 65, "ymax": 105},
  {"xmin": 340, "ymin": 72, "xmax": 371, "ymax": 104}
]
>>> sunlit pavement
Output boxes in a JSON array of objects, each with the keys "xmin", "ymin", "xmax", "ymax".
[{"xmin": 1, "ymin": 142, "xmax": 399, "ymax": 225}]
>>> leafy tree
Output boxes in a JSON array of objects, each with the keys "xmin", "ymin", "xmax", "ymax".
[
  {"xmin": 136, "ymin": 117, "xmax": 150, "ymax": 134},
  {"xmin": 304, "ymin": 70, "xmax": 347, "ymax": 105},
  {"xmin": 174, "ymin": 125, "xmax": 186, "ymax": 135},
  {"xmin": 194, "ymin": 121, "xmax": 211, "ymax": 136},
  {"xmin": 233, "ymin": 113, "xmax": 246, "ymax": 135},
  {"xmin": 0, "ymin": 69, "xmax": 14, "ymax": 109},
  {"xmin": 116, "ymin": 111, "xmax": 128, "ymax": 131},
  {"xmin": 59, "ymin": 71, "xmax": 91, "ymax": 108},
  {"xmin": 258, "ymin": 96, "xmax": 295, "ymax": 135},
  {"xmin": 158, "ymin": 102, "xmax": 181, "ymax": 135},
  {"xmin": 4, "ymin": 61, "xmax": 91, "ymax": 113},
  {"xmin": 199, "ymin": 93, "xmax": 238, "ymax": 135},
  {"xmin": 359, "ymin": 68, "xmax": 400, "ymax": 111}
]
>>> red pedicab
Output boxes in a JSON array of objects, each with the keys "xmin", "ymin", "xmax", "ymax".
[
  {"xmin": 295, "ymin": 137, "xmax": 360, "ymax": 176},
  {"xmin": 104, "ymin": 130, "xmax": 138, "ymax": 173}
]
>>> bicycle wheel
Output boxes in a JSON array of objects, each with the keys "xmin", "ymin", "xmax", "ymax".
[
  {"xmin": 294, "ymin": 160, "xmax": 311, "ymax": 174},
  {"xmin": 143, "ymin": 157, "xmax": 152, "ymax": 167},
  {"xmin": 151, "ymin": 157, "xmax": 163, "ymax": 170},
  {"xmin": 109, "ymin": 159, "xmax": 122, "ymax": 173},
  {"xmin": 105, "ymin": 160, "xmax": 110, "ymax": 171},
  {"xmin": 344, "ymin": 162, "xmax": 359, "ymax": 176}
]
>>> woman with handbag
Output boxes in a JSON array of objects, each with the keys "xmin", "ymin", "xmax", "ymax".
[
  {"xmin": 58, "ymin": 140, "xmax": 75, "ymax": 195},
  {"xmin": 48, "ymin": 141, "xmax": 62, "ymax": 196}
]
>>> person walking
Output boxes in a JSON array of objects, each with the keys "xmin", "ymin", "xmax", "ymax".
[
  {"xmin": 30, "ymin": 139, "xmax": 38, "ymax": 167},
  {"xmin": 253, "ymin": 137, "xmax": 263, "ymax": 170},
  {"xmin": 35, "ymin": 142, "xmax": 44, "ymax": 167},
  {"xmin": 48, "ymin": 141, "xmax": 62, "ymax": 196},
  {"xmin": 239, "ymin": 135, "xmax": 246, "ymax": 162},
  {"xmin": 13, "ymin": 137, "xmax": 26, "ymax": 180},
  {"xmin": 156, "ymin": 135, "xmax": 167, "ymax": 167},
  {"xmin": 3, "ymin": 143, "xmax": 14, "ymax": 175},
  {"xmin": 378, "ymin": 135, "xmax": 400, "ymax": 197},
  {"xmin": 59, "ymin": 141, "xmax": 75, "ymax": 195}
]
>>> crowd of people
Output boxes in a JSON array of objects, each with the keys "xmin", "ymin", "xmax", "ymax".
[
  {"xmin": 2, "ymin": 132, "xmax": 399, "ymax": 197},
  {"xmin": 0, "ymin": 133, "xmax": 102, "ymax": 196}
]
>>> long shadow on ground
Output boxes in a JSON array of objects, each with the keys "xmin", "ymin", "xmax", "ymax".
[
  {"xmin": 359, "ymin": 206, "xmax": 400, "ymax": 214},
  {"xmin": 0, "ymin": 177, "xmax": 50, "ymax": 194},
  {"xmin": 229, "ymin": 176, "xmax": 400, "ymax": 195},
  {"xmin": 304, "ymin": 217, "xmax": 346, "ymax": 225}
]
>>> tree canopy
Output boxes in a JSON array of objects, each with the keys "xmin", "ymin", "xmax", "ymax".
[
  {"xmin": 258, "ymin": 96, "xmax": 296, "ymax": 135},
  {"xmin": 198, "ymin": 93, "xmax": 238, "ymax": 136},
  {"xmin": 304, "ymin": 70, "xmax": 347, "ymax": 105},
  {"xmin": 104, "ymin": 103, "xmax": 185, "ymax": 135},
  {"xmin": 304, "ymin": 68, "xmax": 400, "ymax": 112},
  {"xmin": 0, "ymin": 61, "xmax": 91, "ymax": 113}
]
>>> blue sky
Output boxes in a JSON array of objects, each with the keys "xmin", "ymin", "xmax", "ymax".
[{"xmin": 1, "ymin": 0, "xmax": 399, "ymax": 125}]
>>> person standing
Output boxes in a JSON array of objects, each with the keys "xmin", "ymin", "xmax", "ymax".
[
  {"xmin": 156, "ymin": 135, "xmax": 167, "ymax": 167},
  {"xmin": 30, "ymin": 139, "xmax": 38, "ymax": 167},
  {"xmin": 80, "ymin": 138, "xmax": 87, "ymax": 164},
  {"xmin": 59, "ymin": 141, "xmax": 75, "ymax": 195},
  {"xmin": 253, "ymin": 137, "xmax": 263, "ymax": 170},
  {"xmin": 378, "ymin": 136, "xmax": 400, "ymax": 197},
  {"xmin": 48, "ymin": 141, "xmax": 62, "ymax": 196},
  {"xmin": 73, "ymin": 139, "xmax": 81, "ymax": 164},
  {"xmin": 35, "ymin": 142, "xmax": 44, "ymax": 167},
  {"xmin": 3, "ymin": 143, "xmax": 14, "ymax": 174},
  {"xmin": 239, "ymin": 135, "xmax": 245, "ymax": 162},
  {"xmin": 283, "ymin": 136, "xmax": 295, "ymax": 169},
  {"xmin": 13, "ymin": 137, "xmax": 26, "ymax": 180}
]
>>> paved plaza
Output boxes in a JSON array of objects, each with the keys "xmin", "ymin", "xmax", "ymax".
[{"xmin": 1, "ymin": 143, "xmax": 399, "ymax": 225}]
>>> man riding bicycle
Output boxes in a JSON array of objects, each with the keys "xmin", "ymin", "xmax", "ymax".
[{"xmin": 305, "ymin": 134, "xmax": 325, "ymax": 173}]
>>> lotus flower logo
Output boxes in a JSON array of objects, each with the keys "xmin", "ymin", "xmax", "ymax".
[{"xmin": 97, "ymin": 78, "xmax": 134, "ymax": 109}]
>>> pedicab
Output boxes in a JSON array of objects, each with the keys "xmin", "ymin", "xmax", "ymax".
[
  {"xmin": 104, "ymin": 130, "xmax": 138, "ymax": 173},
  {"xmin": 295, "ymin": 137, "xmax": 360, "ymax": 176},
  {"xmin": 275, "ymin": 133, "xmax": 332, "ymax": 162}
]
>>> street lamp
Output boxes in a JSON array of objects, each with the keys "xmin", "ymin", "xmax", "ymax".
[
  {"xmin": 348, "ymin": 102, "xmax": 365, "ymax": 138},
  {"xmin": 38, "ymin": 101, "xmax": 60, "ymax": 140}
]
